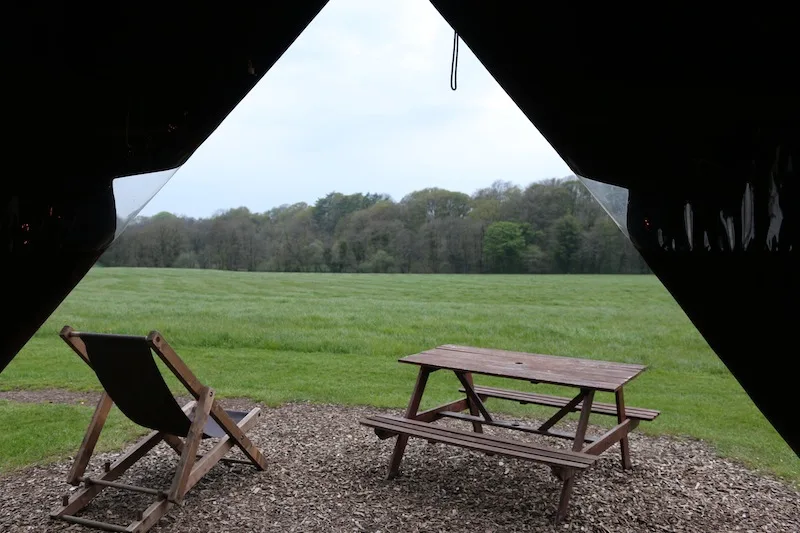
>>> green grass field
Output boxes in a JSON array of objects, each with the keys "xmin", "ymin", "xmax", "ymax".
[{"xmin": 1, "ymin": 268, "xmax": 797, "ymax": 482}]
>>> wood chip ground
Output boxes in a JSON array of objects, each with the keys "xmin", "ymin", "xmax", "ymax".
[{"xmin": 1, "ymin": 396, "xmax": 797, "ymax": 532}]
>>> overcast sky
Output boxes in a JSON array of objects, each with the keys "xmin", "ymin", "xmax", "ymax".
[{"xmin": 132, "ymin": 0, "xmax": 571, "ymax": 219}]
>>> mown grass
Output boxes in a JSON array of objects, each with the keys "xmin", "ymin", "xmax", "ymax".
[
  {"xmin": 1, "ymin": 268, "xmax": 797, "ymax": 482},
  {"xmin": 0, "ymin": 401, "xmax": 142, "ymax": 472}
]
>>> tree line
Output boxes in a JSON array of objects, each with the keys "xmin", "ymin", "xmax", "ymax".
[{"xmin": 101, "ymin": 177, "xmax": 649, "ymax": 274}]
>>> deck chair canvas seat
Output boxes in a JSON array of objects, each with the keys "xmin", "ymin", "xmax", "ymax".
[{"xmin": 51, "ymin": 326, "xmax": 268, "ymax": 533}]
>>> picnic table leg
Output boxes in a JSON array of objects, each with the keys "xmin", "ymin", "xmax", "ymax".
[
  {"xmin": 555, "ymin": 469, "xmax": 575, "ymax": 525},
  {"xmin": 387, "ymin": 367, "xmax": 431, "ymax": 479},
  {"xmin": 463, "ymin": 372, "xmax": 483, "ymax": 433},
  {"xmin": 572, "ymin": 389, "xmax": 595, "ymax": 452},
  {"xmin": 551, "ymin": 389, "xmax": 595, "ymax": 523},
  {"xmin": 615, "ymin": 388, "xmax": 633, "ymax": 470},
  {"xmin": 547, "ymin": 388, "xmax": 594, "ymax": 482}
]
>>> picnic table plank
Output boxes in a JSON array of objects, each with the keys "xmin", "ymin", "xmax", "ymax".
[
  {"xmin": 465, "ymin": 386, "xmax": 660, "ymax": 421},
  {"xmin": 437, "ymin": 345, "xmax": 644, "ymax": 380},
  {"xmin": 361, "ymin": 415, "xmax": 597, "ymax": 468},
  {"xmin": 400, "ymin": 345, "xmax": 646, "ymax": 392}
]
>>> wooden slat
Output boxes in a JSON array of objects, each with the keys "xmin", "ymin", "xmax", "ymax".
[
  {"xmin": 615, "ymin": 388, "xmax": 633, "ymax": 469},
  {"xmin": 440, "ymin": 346, "xmax": 644, "ymax": 387},
  {"xmin": 413, "ymin": 398, "xmax": 469, "ymax": 422},
  {"xmin": 468, "ymin": 386, "xmax": 660, "ymax": 420},
  {"xmin": 184, "ymin": 408, "xmax": 262, "ymax": 494},
  {"xmin": 365, "ymin": 415, "xmax": 593, "ymax": 468},
  {"xmin": 162, "ymin": 434, "xmax": 184, "ymax": 455},
  {"xmin": 361, "ymin": 415, "xmax": 596, "ymax": 468},
  {"xmin": 409, "ymin": 349, "xmax": 618, "ymax": 390},
  {"xmin": 455, "ymin": 372, "xmax": 493, "ymax": 422},
  {"xmin": 388, "ymin": 367, "xmax": 432, "ymax": 479},
  {"xmin": 67, "ymin": 392, "xmax": 114, "ymax": 485},
  {"xmin": 147, "ymin": 332, "xmax": 205, "ymax": 398},
  {"xmin": 127, "ymin": 500, "xmax": 172, "ymax": 533},
  {"xmin": 59, "ymin": 514, "xmax": 130, "ymax": 532},
  {"xmin": 441, "ymin": 345, "xmax": 645, "ymax": 373},
  {"xmin": 537, "ymin": 390, "xmax": 587, "ymax": 432},
  {"xmin": 572, "ymin": 389, "xmax": 594, "ymax": 452},
  {"xmin": 556, "ymin": 473, "xmax": 576, "ymax": 524},
  {"xmin": 52, "ymin": 430, "xmax": 164, "ymax": 518},
  {"xmin": 401, "ymin": 345, "xmax": 647, "ymax": 391},
  {"xmin": 60, "ymin": 326, "xmax": 92, "ymax": 367},
  {"xmin": 208, "ymin": 402, "xmax": 267, "ymax": 470},
  {"xmin": 168, "ymin": 387, "xmax": 213, "ymax": 503},
  {"xmin": 438, "ymin": 411, "xmax": 597, "ymax": 443},
  {"xmin": 365, "ymin": 415, "xmax": 596, "ymax": 464},
  {"xmin": 583, "ymin": 418, "xmax": 637, "ymax": 456},
  {"xmin": 79, "ymin": 477, "xmax": 168, "ymax": 498},
  {"xmin": 462, "ymin": 372, "xmax": 484, "ymax": 433},
  {"xmin": 405, "ymin": 352, "xmax": 611, "ymax": 391}
]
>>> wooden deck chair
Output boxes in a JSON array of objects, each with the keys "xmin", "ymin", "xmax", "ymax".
[{"xmin": 50, "ymin": 326, "xmax": 267, "ymax": 533}]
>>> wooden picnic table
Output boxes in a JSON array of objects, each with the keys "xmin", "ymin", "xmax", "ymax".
[{"xmin": 360, "ymin": 345, "xmax": 659, "ymax": 524}]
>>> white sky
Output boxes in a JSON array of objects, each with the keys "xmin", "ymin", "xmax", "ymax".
[{"xmin": 134, "ymin": 0, "xmax": 571, "ymax": 219}]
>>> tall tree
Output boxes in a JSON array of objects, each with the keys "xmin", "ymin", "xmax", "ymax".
[
  {"xmin": 101, "ymin": 176, "xmax": 649, "ymax": 275},
  {"xmin": 552, "ymin": 214, "xmax": 583, "ymax": 273},
  {"xmin": 483, "ymin": 221, "xmax": 526, "ymax": 273}
]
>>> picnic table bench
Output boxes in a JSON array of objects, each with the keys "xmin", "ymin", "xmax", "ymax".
[{"xmin": 360, "ymin": 345, "xmax": 659, "ymax": 523}]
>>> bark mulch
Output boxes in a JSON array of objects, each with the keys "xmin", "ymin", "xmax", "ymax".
[{"xmin": 1, "ymin": 400, "xmax": 797, "ymax": 532}]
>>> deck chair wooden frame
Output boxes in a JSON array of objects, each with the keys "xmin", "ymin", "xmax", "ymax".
[{"xmin": 50, "ymin": 326, "xmax": 267, "ymax": 533}]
